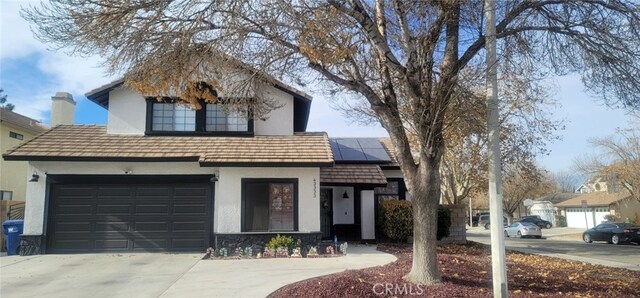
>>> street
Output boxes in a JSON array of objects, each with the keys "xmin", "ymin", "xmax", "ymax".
[{"xmin": 467, "ymin": 227, "xmax": 640, "ymax": 271}]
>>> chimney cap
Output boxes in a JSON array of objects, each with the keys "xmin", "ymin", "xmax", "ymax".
[{"xmin": 52, "ymin": 92, "xmax": 76, "ymax": 105}]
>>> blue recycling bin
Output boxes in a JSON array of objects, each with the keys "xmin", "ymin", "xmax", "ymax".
[{"xmin": 3, "ymin": 220, "xmax": 24, "ymax": 255}]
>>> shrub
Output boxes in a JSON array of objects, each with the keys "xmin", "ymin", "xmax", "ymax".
[
  {"xmin": 380, "ymin": 200, "xmax": 453, "ymax": 242},
  {"xmin": 266, "ymin": 234, "xmax": 294, "ymax": 250},
  {"xmin": 556, "ymin": 215, "xmax": 567, "ymax": 227},
  {"xmin": 603, "ymin": 214, "xmax": 620, "ymax": 222},
  {"xmin": 437, "ymin": 206, "xmax": 452, "ymax": 241},
  {"xmin": 381, "ymin": 200, "xmax": 413, "ymax": 242}
]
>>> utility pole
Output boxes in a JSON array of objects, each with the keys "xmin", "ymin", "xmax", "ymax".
[{"xmin": 485, "ymin": 0, "xmax": 509, "ymax": 297}]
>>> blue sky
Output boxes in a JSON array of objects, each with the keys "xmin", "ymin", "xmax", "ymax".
[{"xmin": 0, "ymin": 1, "xmax": 635, "ymax": 176}]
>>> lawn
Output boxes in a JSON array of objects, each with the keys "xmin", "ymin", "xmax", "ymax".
[{"xmin": 269, "ymin": 242, "xmax": 640, "ymax": 297}]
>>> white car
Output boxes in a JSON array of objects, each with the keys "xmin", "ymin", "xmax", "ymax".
[{"xmin": 504, "ymin": 222, "xmax": 542, "ymax": 239}]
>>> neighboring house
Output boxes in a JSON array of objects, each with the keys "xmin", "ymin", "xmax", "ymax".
[
  {"xmin": 529, "ymin": 193, "xmax": 580, "ymax": 226},
  {"xmin": 576, "ymin": 176, "xmax": 609, "ymax": 194},
  {"xmin": 2, "ymin": 78, "xmax": 423, "ymax": 255},
  {"xmin": 555, "ymin": 191, "xmax": 640, "ymax": 229},
  {"xmin": 0, "ymin": 109, "xmax": 48, "ymax": 202}
]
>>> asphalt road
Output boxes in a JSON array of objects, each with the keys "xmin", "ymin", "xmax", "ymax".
[{"xmin": 467, "ymin": 228, "xmax": 640, "ymax": 271}]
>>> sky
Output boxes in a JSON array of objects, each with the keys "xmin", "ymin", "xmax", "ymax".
[{"xmin": 0, "ymin": 1, "xmax": 636, "ymax": 176}]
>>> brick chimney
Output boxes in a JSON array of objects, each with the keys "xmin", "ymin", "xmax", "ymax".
[{"xmin": 51, "ymin": 92, "xmax": 75, "ymax": 127}]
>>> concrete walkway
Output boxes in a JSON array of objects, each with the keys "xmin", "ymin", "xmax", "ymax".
[{"xmin": 0, "ymin": 245, "xmax": 396, "ymax": 298}]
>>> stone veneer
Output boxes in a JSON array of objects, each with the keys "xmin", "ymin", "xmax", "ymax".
[
  {"xmin": 20, "ymin": 235, "xmax": 45, "ymax": 256},
  {"xmin": 213, "ymin": 232, "xmax": 322, "ymax": 254},
  {"xmin": 439, "ymin": 204, "xmax": 468, "ymax": 244}
]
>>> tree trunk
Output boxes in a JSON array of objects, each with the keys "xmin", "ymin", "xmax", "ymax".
[{"xmin": 403, "ymin": 158, "xmax": 442, "ymax": 284}]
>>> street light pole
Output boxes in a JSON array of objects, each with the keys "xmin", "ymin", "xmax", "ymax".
[{"xmin": 485, "ymin": 0, "xmax": 509, "ymax": 297}]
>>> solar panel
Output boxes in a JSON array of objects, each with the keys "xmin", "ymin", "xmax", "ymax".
[{"xmin": 329, "ymin": 138, "xmax": 391, "ymax": 162}]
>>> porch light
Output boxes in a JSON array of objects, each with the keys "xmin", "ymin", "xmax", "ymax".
[
  {"xmin": 342, "ymin": 191, "xmax": 349, "ymax": 199},
  {"xmin": 29, "ymin": 172, "xmax": 39, "ymax": 182}
]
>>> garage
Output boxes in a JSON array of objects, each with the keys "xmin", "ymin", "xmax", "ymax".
[
  {"xmin": 46, "ymin": 175, "xmax": 213, "ymax": 253},
  {"xmin": 565, "ymin": 207, "xmax": 610, "ymax": 229}
]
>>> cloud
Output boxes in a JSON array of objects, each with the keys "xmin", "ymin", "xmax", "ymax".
[{"xmin": 0, "ymin": 1, "xmax": 46, "ymax": 60}]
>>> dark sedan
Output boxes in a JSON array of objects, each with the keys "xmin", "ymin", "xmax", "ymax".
[
  {"xmin": 517, "ymin": 216, "xmax": 553, "ymax": 229},
  {"xmin": 582, "ymin": 222, "xmax": 640, "ymax": 245}
]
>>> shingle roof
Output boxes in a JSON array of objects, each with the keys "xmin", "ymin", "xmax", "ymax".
[
  {"xmin": 378, "ymin": 137, "xmax": 399, "ymax": 167},
  {"xmin": 555, "ymin": 191, "xmax": 632, "ymax": 207},
  {"xmin": 320, "ymin": 164, "xmax": 387, "ymax": 186},
  {"xmin": 2, "ymin": 125, "xmax": 334, "ymax": 167},
  {"xmin": 534, "ymin": 193, "xmax": 581, "ymax": 205},
  {"xmin": 0, "ymin": 109, "xmax": 48, "ymax": 135}
]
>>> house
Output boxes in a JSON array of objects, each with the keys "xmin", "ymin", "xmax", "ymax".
[
  {"xmin": 2, "ymin": 76, "xmax": 440, "ymax": 255},
  {"xmin": 575, "ymin": 176, "xmax": 609, "ymax": 194},
  {"xmin": 555, "ymin": 191, "xmax": 640, "ymax": 229},
  {"xmin": 0, "ymin": 109, "xmax": 48, "ymax": 251},
  {"xmin": 528, "ymin": 193, "xmax": 580, "ymax": 226},
  {"xmin": 0, "ymin": 109, "xmax": 49, "ymax": 202}
]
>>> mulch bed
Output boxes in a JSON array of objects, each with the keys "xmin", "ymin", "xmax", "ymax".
[{"xmin": 269, "ymin": 242, "xmax": 640, "ymax": 297}]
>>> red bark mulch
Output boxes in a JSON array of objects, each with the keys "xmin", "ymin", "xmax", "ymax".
[{"xmin": 269, "ymin": 242, "xmax": 640, "ymax": 297}]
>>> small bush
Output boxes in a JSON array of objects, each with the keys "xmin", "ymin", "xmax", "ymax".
[
  {"xmin": 266, "ymin": 234, "xmax": 294, "ymax": 250},
  {"xmin": 437, "ymin": 206, "xmax": 452, "ymax": 241},
  {"xmin": 604, "ymin": 214, "xmax": 621, "ymax": 222},
  {"xmin": 556, "ymin": 215, "xmax": 567, "ymax": 227},
  {"xmin": 381, "ymin": 200, "xmax": 413, "ymax": 242}
]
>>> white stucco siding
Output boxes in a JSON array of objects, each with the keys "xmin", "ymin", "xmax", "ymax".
[
  {"xmin": 216, "ymin": 167, "xmax": 320, "ymax": 233},
  {"xmin": 253, "ymin": 85, "xmax": 294, "ymax": 136},
  {"xmin": 23, "ymin": 161, "xmax": 215, "ymax": 235},
  {"xmin": 107, "ymin": 87, "xmax": 147, "ymax": 135}
]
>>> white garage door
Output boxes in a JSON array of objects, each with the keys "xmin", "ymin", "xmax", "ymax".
[{"xmin": 565, "ymin": 207, "xmax": 610, "ymax": 229}]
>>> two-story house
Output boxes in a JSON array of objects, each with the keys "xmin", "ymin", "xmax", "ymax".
[{"xmin": 3, "ymin": 76, "xmax": 412, "ymax": 255}]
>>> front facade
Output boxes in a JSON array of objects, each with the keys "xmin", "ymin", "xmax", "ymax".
[
  {"xmin": 556, "ymin": 191, "xmax": 640, "ymax": 229},
  {"xmin": 3, "ymin": 77, "xmax": 415, "ymax": 255}
]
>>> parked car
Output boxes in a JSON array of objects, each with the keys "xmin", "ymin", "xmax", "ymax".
[
  {"xmin": 479, "ymin": 214, "xmax": 508, "ymax": 229},
  {"xmin": 582, "ymin": 223, "xmax": 640, "ymax": 245},
  {"xmin": 517, "ymin": 215, "xmax": 553, "ymax": 229},
  {"xmin": 504, "ymin": 222, "xmax": 542, "ymax": 239},
  {"xmin": 472, "ymin": 212, "xmax": 490, "ymax": 227}
]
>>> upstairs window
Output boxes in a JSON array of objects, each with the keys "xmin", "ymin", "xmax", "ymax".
[
  {"xmin": 146, "ymin": 99, "xmax": 252, "ymax": 135},
  {"xmin": 152, "ymin": 103, "xmax": 196, "ymax": 131},
  {"xmin": 205, "ymin": 104, "xmax": 249, "ymax": 132},
  {"xmin": 9, "ymin": 131, "xmax": 23, "ymax": 140}
]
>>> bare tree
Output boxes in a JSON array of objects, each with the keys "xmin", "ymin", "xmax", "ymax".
[
  {"xmin": 550, "ymin": 170, "xmax": 578, "ymax": 193},
  {"xmin": 503, "ymin": 162, "xmax": 555, "ymax": 219},
  {"xmin": 24, "ymin": 0, "xmax": 640, "ymax": 284},
  {"xmin": 576, "ymin": 127, "xmax": 640, "ymax": 202}
]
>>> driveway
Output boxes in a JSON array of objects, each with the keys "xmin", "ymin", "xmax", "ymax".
[{"xmin": 0, "ymin": 245, "xmax": 396, "ymax": 298}]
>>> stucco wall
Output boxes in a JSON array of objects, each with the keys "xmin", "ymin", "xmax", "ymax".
[
  {"xmin": 105, "ymin": 85, "xmax": 295, "ymax": 136},
  {"xmin": 1, "ymin": 122, "xmax": 41, "ymax": 202},
  {"xmin": 107, "ymin": 87, "xmax": 147, "ymax": 135},
  {"xmin": 216, "ymin": 167, "xmax": 320, "ymax": 233},
  {"xmin": 253, "ymin": 85, "xmax": 294, "ymax": 135}
]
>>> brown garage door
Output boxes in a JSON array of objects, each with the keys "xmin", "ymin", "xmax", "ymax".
[{"xmin": 47, "ymin": 180, "xmax": 212, "ymax": 253}]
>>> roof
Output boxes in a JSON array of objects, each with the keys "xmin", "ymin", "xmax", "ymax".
[
  {"xmin": 555, "ymin": 191, "xmax": 632, "ymax": 207},
  {"xmin": 0, "ymin": 109, "xmax": 48, "ymax": 135},
  {"xmin": 320, "ymin": 164, "xmax": 387, "ymax": 186},
  {"xmin": 378, "ymin": 137, "xmax": 399, "ymax": 167},
  {"xmin": 534, "ymin": 193, "xmax": 581, "ymax": 205},
  {"xmin": 329, "ymin": 138, "xmax": 391, "ymax": 164},
  {"xmin": 2, "ymin": 125, "xmax": 334, "ymax": 167}
]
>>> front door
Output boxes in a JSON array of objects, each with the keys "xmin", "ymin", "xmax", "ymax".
[{"xmin": 320, "ymin": 188, "xmax": 333, "ymax": 239}]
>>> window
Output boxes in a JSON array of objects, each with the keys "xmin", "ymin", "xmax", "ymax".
[
  {"xmin": 152, "ymin": 103, "xmax": 196, "ymax": 131},
  {"xmin": 0, "ymin": 191, "xmax": 12, "ymax": 201},
  {"xmin": 205, "ymin": 104, "xmax": 249, "ymax": 132},
  {"xmin": 9, "ymin": 131, "xmax": 23, "ymax": 140},
  {"xmin": 147, "ymin": 99, "xmax": 252, "ymax": 134},
  {"xmin": 242, "ymin": 179, "xmax": 298, "ymax": 232}
]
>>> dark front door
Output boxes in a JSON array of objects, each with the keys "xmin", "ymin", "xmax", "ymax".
[
  {"xmin": 47, "ymin": 180, "xmax": 212, "ymax": 253},
  {"xmin": 320, "ymin": 188, "xmax": 333, "ymax": 239}
]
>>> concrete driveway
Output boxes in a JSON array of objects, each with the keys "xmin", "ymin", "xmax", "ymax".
[{"xmin": 1, "ymin": 245, "xmax": 395, "ymax": 298}]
